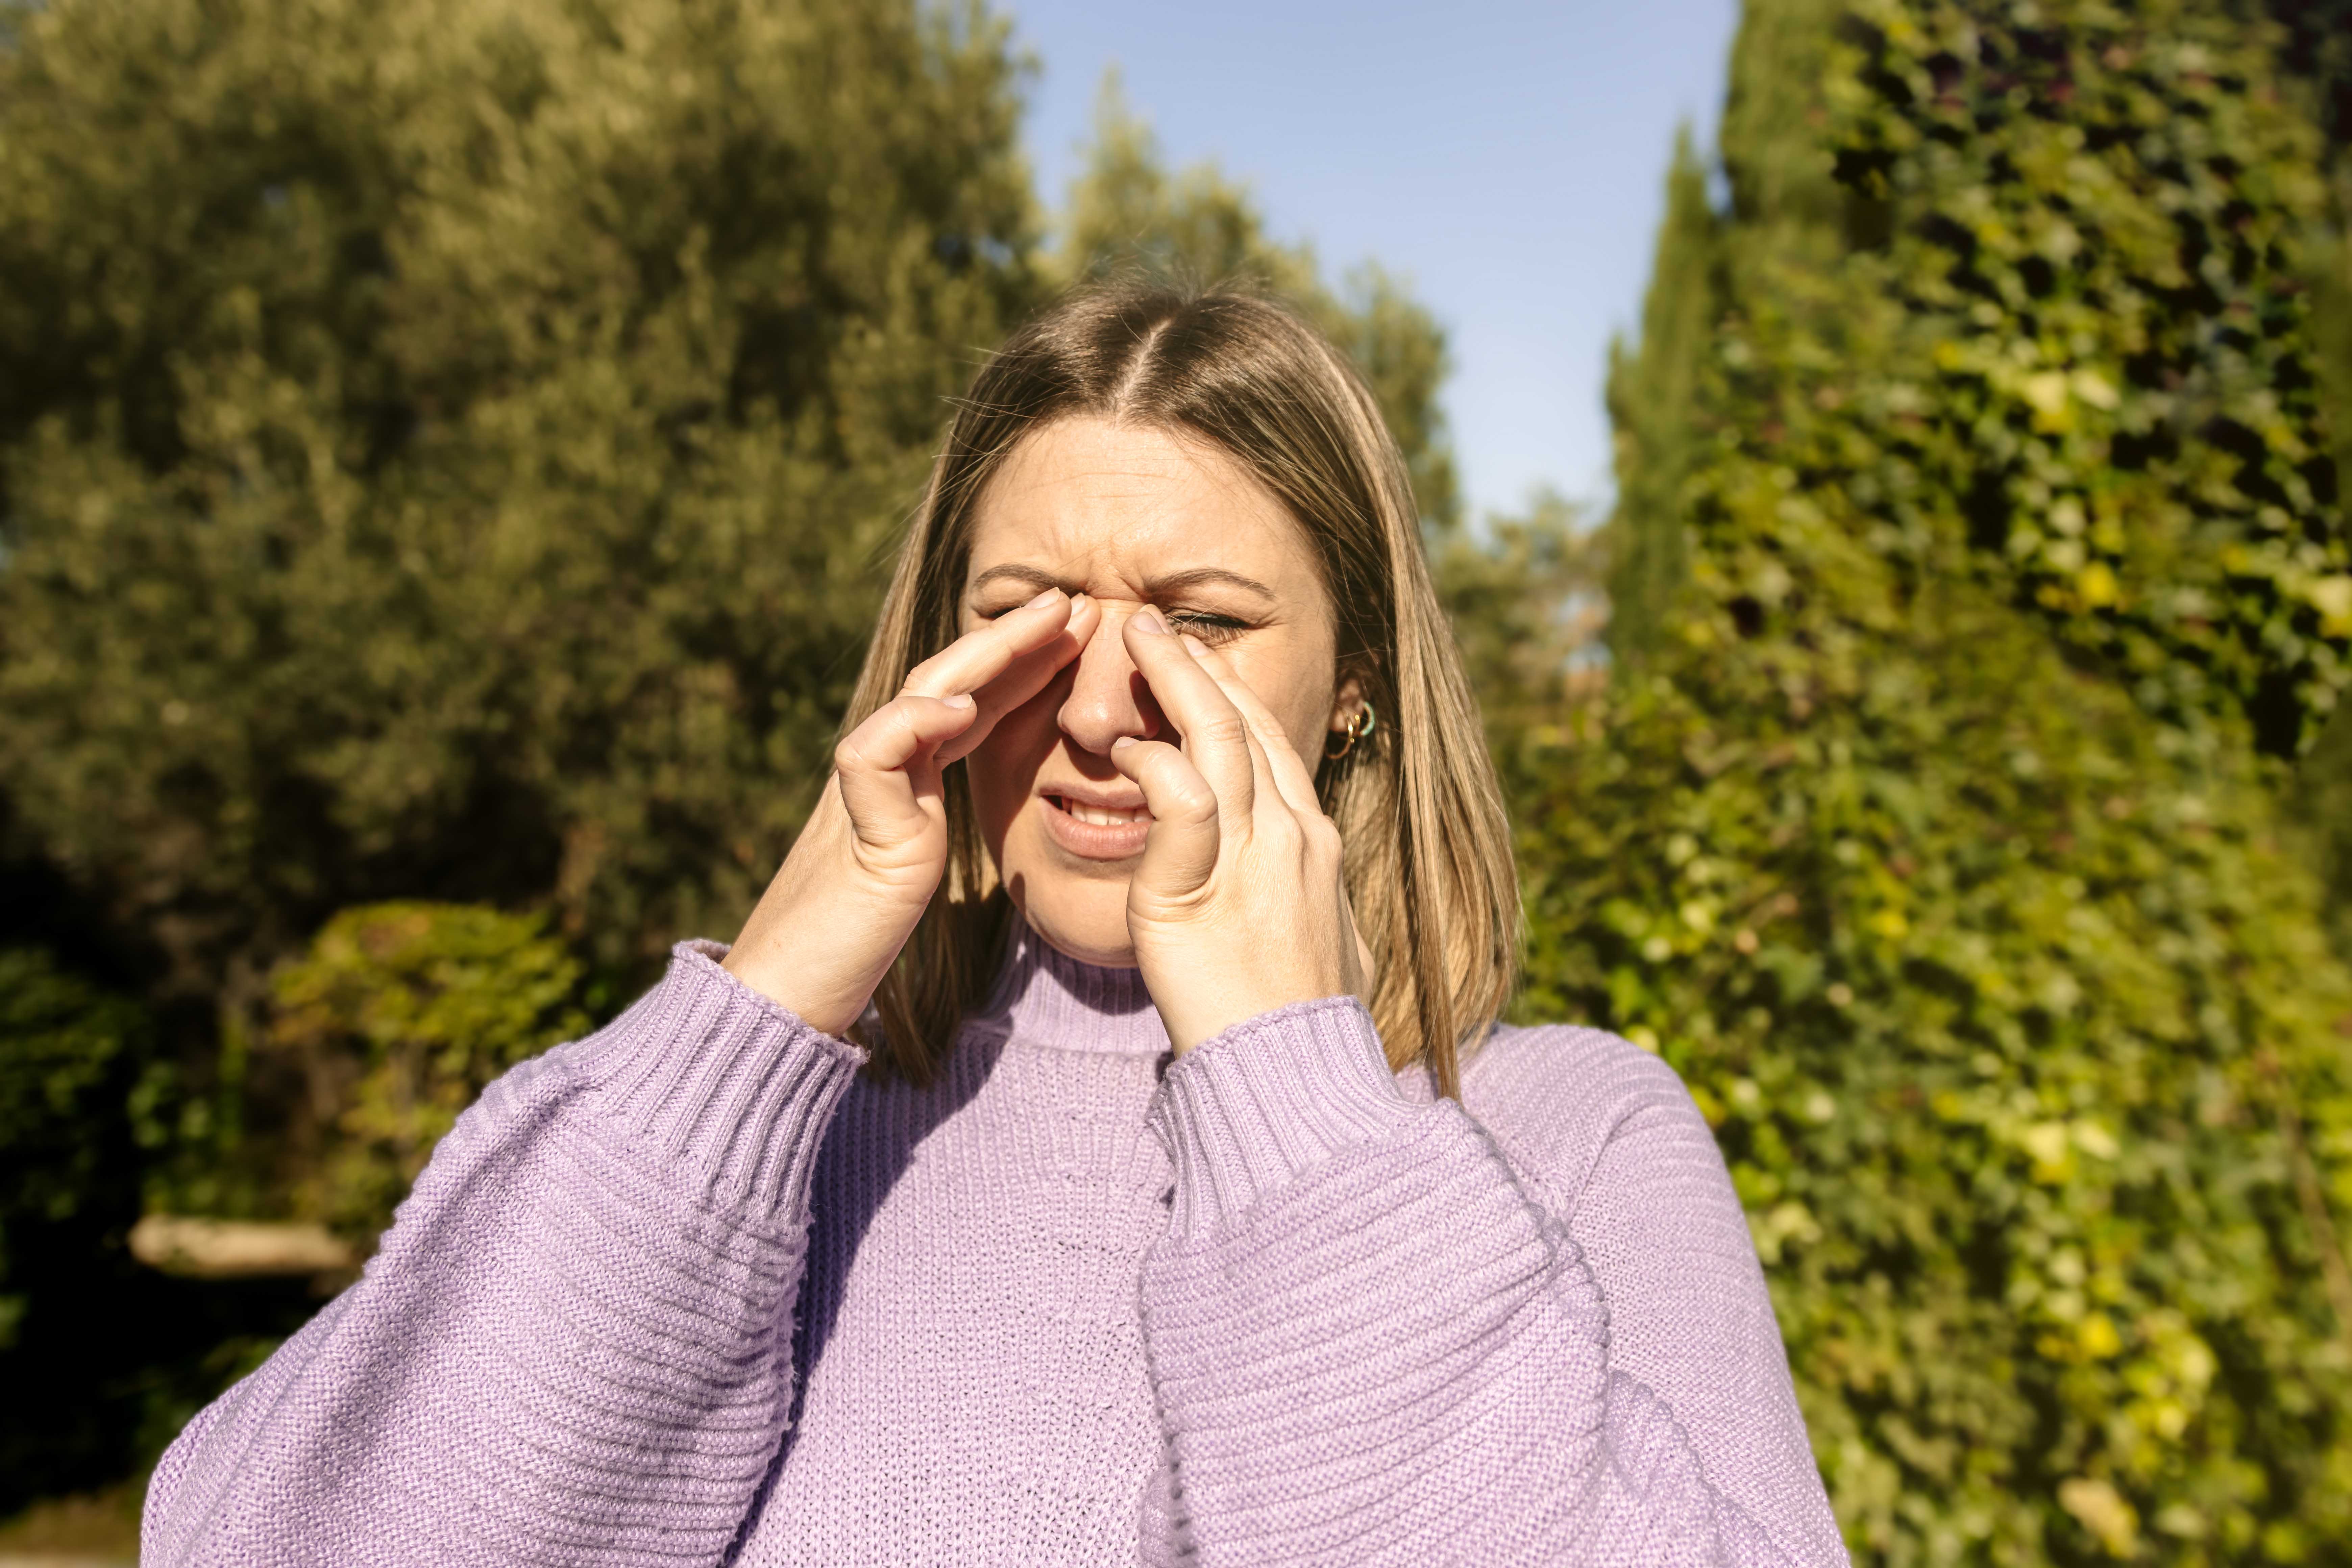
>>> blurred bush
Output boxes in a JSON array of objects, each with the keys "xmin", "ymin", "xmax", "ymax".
[
  {"xmin": 0, "ymin": 949, "xmax": 317, "ymax": 1516},
  {"xmin": 262, "ymin": 903, "xmax": 589, "ymax": 1243},
  {"xmin": 0, "ymin": 949, "xmax": 156, "ymax": 1358},
  {"xmin": 0, "ymin": 947, "xmax": 159, "ymax": 1506},
  {"xmin": 1575, "ymin": 0, "xmax": 2352, "ymax": 1559}
]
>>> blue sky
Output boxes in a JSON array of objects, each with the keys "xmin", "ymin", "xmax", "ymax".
[{"xmin": 1006, "ymin": 0, "xmax": 1742, "ymax": 523}]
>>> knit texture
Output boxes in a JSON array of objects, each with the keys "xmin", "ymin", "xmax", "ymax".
[{"xmin": 144, "ymin": 929, "xmax": 1847, "ymax": 1567}]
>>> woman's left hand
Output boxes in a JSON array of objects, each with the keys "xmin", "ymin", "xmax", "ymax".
[{"xmin": 1109, "ymin": 610, "xmax": 1371, "ymax": 1054}]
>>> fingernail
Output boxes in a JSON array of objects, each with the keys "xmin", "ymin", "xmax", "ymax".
[
  {"xmin": 1069, "ymin": 592, "xmax": 1089, "ymax": 612},
  {"xmin": 1024, "ymin": 587, "xmax": 1063, "ymax": 609},
  {"xmin": 942, "ymin": 692, "xmax": 975, "ymax": 709},
  {"xmin": 1130, "ymin": 610, "xmax": 1166, "ymax": 636},
  {"xmin": 1112, "ymin": 735, "xmax": 1138, "ymax": 750},
  {"xmin": 1179, "ymin": 633, "xmax": 1207, "ymax": 658}
]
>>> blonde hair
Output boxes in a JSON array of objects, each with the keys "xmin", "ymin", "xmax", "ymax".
[{"xmin": 847, "ymin": 280, "xmax": 1517, "ymax": 1096}]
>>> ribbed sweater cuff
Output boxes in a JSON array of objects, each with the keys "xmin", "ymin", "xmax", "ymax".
[
  {"xmin": 566, "ymin": 939, "xmax": 865, "ymax": 1223},
  {"xmin": 1148, "ymin": 996, "xmax": 1412, "ymax": 1239}
]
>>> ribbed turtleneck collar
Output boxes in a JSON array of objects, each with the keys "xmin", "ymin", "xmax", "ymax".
[{"xmin": 972, "ymin": 922, "xmax": 1172, "ymax": 1057}]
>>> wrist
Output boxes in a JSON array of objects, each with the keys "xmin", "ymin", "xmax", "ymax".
[
  {"xmin": 720, "ymin": 926, "xmax": 883, "ymax": 1037},
  {"xmin": 1149, "ymin": 996, "xmax": 1408, "ymax": 1233},
  {"xmin": 1152, "ymin": 977, "xmax": 1351, "ymax": 1056}
]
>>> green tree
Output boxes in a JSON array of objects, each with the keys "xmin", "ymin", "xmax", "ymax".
[
  {"xmin": 1430, "ymin": 487, "xmax": 1607, "ymax": 744},
  {"xmin": 1559, "ymin": 0, "xmax": 2352, "ymax": 1558},
  {"xmin": 0, "ymin": 0, "xmax": 1038, "ymax": 1015}
]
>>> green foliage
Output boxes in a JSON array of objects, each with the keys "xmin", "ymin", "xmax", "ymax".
[
  {"xmin": 1512, "ymin": 593, "xmax": 2352, "ymax": 1563},
  {"xmin": 1828, "ymin": 0, "xmax": 2347, "ymax": 758},
  {"xmin": 1566, "ymin": 0, "xmax": 2352, "ymax": 1558},
  {"xmin": 1427, "ymin": 488, "xmax": 1607, "ymax": 744},
  {"xmin": 2262, "ymin": 0, "xmax": 2352, "ymax": 960},
  {"xmin": 0, "ymin": 950, "xmax": 153, "ymax": 1347},
  {"xmin": 0, "ymin": 952, "xmax": 307, "ymax": 1517},
  {"xmin": 0, "ymin": 0, "xmax": 1038, "ymax": 996},
  {"xmin": 262, "ymin": 903, "xmax": 589, "ymax": 1241},
  {"xmin": 2294, "ymin": 704, "xmax": 2352, "ymax": 961}
]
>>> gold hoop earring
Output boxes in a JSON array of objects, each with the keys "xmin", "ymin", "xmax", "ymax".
[{"xmin": 1323, "ymin": 700, "xmax": 1376, "ymax": 762}]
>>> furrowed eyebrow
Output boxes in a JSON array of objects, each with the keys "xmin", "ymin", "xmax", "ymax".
[
  {"xmin": 966, "ymin": 563, "xmax": 1278, "ymax": 601},
  {"xmin": 969, "ymin": 563, "xmax": 1074, "ymax": 596},
  {"xmin": 1142, "ymin": 567, "xmax": 1277, "ymax": 602}
]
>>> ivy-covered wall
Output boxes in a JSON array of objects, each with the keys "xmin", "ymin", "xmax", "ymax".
[{"xmin": 1578, "ymin": 0, "xmax": 2352, "ymax": 1558}]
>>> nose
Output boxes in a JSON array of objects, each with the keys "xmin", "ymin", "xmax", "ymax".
[{"xmin": 1056, "ymin": 604, "xmax": 1165, "ymax": 756}]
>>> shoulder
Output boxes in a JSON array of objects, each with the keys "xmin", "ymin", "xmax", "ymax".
[{"xmin": 1456, "ymin": 1021, "xmax": 1730, "ymax": 1222}]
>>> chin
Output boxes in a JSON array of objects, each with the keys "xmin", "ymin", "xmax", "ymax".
[
  {"xmin": 1017, "ymin": 884, "xmax": 1139, "ymax": 969},
  {"xmin": 1005, "ymin": 868, "xmax": 1140, "ymax": 971},
  {"xmin": 989, "ymin": 799, "xmax": 1143, "ymax": 970}
]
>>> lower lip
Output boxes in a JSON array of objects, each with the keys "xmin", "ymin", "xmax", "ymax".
[{"xmin": 1038, "ymin": 795, "xmax": 1152, "ymax": 860}]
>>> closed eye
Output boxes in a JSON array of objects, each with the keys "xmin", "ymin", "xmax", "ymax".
[{"xmin": 1163, "ymin": 610, "xmax": 1251, "ymax": 645}]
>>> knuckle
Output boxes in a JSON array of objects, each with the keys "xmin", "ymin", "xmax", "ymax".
[
  {"xmin": 1198, "ymin": 716, "xmax": 1251, "ymax": 749},
  {"xmin": 1171, "ymin": 783, "xmax": 1219, "ymax": 823},
  {"xmin": 901, "ymin": 654, "xmax": 952, "ymax": 694}
]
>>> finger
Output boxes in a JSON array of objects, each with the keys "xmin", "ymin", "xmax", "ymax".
[
  {"xmin": 935, "ymin": 593, "xmax": 1099, "ymax": 766},
  {"xmin": 1122, "ymin": 611, "xmax": 1254, "ymax": 824},
  {"xmin": 1109, "ymin": 735, "xmax": 1221, "ymax": 895},
  {"xmin": 834, "ymin": 693, "xmax": 977, "ymax": 839},
  {"xmin": 903, "ymin": 587, "xmax": 1075, "ymax": 703},
  {"xmin": 1177, "ymin": 634, "xmax": 1323, "ymax": 819}
]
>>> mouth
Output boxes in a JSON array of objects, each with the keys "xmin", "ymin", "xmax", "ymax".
[
  {"xmin": 1051, "ymin": 795, "xmax": 1149, "ymax": 827},
  {"xmin": 1038, "ymin": 790, "xmax": 1153, "ymax": 860}
]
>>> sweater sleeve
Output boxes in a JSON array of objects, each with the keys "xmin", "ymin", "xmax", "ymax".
[
  {"xmin": 1133, "ymin": 997, "xmax": 1823, "ymax": 1567},
  {"xmin": 141, "ymin": 940, "xmax": 864, "ymax": 1568}
]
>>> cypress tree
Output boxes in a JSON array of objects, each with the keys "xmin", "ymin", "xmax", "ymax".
[{"xmin": 1605, "ymin": 127, "xmax": 1720, "ymax": 663}]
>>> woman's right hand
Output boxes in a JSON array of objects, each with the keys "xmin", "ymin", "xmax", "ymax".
[{"xmin": 723, "ymin": 588, "xmax": 1097, "ymax": 1033}]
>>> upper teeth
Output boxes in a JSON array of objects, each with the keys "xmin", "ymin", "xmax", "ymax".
[{"xmin": 1064, "ymin": 800, "xmax": 1145, "ymax": 826}]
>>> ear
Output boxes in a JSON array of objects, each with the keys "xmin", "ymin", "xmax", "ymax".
[{"xmin": 1328, "ymin": 671, "xmax": 1368, "ymax": 736}]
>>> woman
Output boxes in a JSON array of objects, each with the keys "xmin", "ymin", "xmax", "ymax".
[{"xmin": 143, "ymin": 284, "xmax": 1846, "ymax": 1566}]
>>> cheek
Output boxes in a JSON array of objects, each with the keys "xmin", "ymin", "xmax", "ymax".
[
  {"xmin": 1229, "ymin": 645, "xmax": 1335, "ymax": 760},
  {"xmin": 966, "ymin": 674, "xmax": 1067, "ymax": 841}
]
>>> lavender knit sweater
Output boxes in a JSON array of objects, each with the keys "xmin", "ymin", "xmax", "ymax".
[{"xmin": 143, "ymin": 928, "xmax": 1846, "ymax": 1566}]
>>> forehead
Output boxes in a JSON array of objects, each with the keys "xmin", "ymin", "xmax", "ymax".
[{"xmin": 963, "ymin": 418, "xmax": 1321, "ymax": 595}]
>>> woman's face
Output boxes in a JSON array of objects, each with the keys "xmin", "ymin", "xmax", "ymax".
[{"xmin": 962, "ymin": 416, "xmax": 1347, "ymax": 968}]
